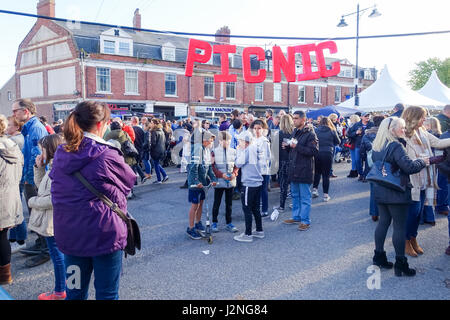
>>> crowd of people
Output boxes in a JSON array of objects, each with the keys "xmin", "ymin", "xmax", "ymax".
[{"xmin": 0, "ymin": 98, "xmax": 450, "ymax": 299}]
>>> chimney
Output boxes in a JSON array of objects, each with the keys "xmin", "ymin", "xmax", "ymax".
[
  {"xmin": 133, "ymin": 8, "xmax": 141, "ymax": 30},
  {"xmin": 215, "ymin": 26, "xmax": 231, "ymax": 44},
  {"xmin": 37, "ymin": 0, "xmax": 55, "ymax": 17}
]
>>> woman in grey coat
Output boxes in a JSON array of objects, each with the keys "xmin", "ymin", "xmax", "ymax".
[{"xmin": 0, "ymin": 114, "xmax": 24, "ymax": 285}]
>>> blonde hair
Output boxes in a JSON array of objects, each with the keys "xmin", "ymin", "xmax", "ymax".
[
  {"xmin": 401, "ymin": 106, "xmax": 427, "ymax": 138},
  {"xmin": 0, "ymin": 114, "xmax": 7, "ymax": 136},
  {"xmin": 372, "ymin": 117, "xmax": 405, "ymax": 152},
  {"xmin": 280, "ymin": 114, "xmax": 294, "ymax": 134},
  {"xmin": 328, "ymin": 113, "xmax": 338, "ymax": 123},
  {"xmin": 350, "ymin": 115, "xmax": 360, "ymax": 126},
  {"xmin": 424, "ymin": 116, "xmax": 442, "ymax": 136}
]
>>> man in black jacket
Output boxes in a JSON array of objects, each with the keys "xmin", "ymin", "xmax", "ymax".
[{"xmin": 282, "ymin": 111, "xmax": 319, "ymax": 231}]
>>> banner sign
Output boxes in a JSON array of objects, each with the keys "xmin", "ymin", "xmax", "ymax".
[{"xmin": 185, "ymin": 39, "xmax": 341, "ymax": 83}]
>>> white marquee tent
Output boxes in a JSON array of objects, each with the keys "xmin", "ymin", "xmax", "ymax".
[
  {"xmin": 337, "ymin": 66, "xmax": 445, "ymax": 112},
  {"xmin": 417, "ymin": 70, "xmax": 450, "ymax": 105}
]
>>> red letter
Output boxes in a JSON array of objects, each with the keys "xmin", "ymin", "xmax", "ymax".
[
  {"xmin": 213, "ymin": 45, "xmax": 237, "ymax": 82},
  {"xmin": 185, "ymin": 39, "xmax": 212, "ymax": 77},
  {"xmin": 242, "ymin": 47, "xmax": 266, "ymax": 83},
  {"xmin": 294, "ymin": 43, "xmax": 321, "ymax": 81},
  {"xmin": 316, "ymin": 41, "xmax": 341, "ymax": 78},
  {"xmin": 272, "ymin": 46, "xmax": 296, "ymax": 83}
]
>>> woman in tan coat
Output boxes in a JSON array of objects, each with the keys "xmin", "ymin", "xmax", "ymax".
[
  {"xmin": 0, "ymin": 114, "xmax": 24, "ymax": 285},
  {"xmin": 402, "ymin": 106, "xmax": 450, "ymax": 257}
]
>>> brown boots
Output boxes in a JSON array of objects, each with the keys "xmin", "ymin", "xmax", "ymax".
[
  {"xmin": 405, "ymin": 238, "xmax": 424, "ymax": 257},
  {"xmin": 0, "ymin": 263, "xmax": 12, "ymax": 285}
]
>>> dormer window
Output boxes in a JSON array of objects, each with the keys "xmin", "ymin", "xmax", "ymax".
[
  {"xmin": 100, "ymin": 28, "xmax": 133, "ymax": 56},
  {"xmin": 162, "ymin": 42, "xmax": 176, "ymax": 61}
]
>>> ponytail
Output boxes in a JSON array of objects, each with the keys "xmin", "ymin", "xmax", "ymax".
[
  {"xmin": 63, "ymin": 101, "xmax": 110, "ymax": 152},
  {"xmin": 63, "ymin": 112, "xmax": 84, "ymax": 152}
]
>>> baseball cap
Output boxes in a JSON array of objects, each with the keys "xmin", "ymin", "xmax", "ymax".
[{"xmin": 362, "ymin": 112, "xmax": 371, "ymax": 117}]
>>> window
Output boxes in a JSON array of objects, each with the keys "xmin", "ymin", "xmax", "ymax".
[
  {"xmin": 162, "ymin": 46, "xmax": 176, "ymax": 61},
  {"xmin": 364, "ymin": 69, "xmax": 373, "ymax": 80},
  {"xmin": 334, "ymin": 86, "xmax": 341, "ymax": 103},
  {"xmin": 298, "ymin": 85, "xmax": 305, "ymax": 103},
  {"xmin": 226, "ymin": 82, "xmax": 235, "ymax": 99},
  {"xmin": 165, "ymin": 73, "xmax": 177, "ymax": 96},
  {"xmin": 314, "ymin": 86, "xmax": 321, "ymax": 104},
  {"xmin": 7, "ymin": 91, "xmax": 12, "ymax": 101},
  {"xmin": 274, "ymin": 83, "xmax": 282, "ymax": 102},
  {"xmin": 255, "ymin": 83, "xmax": 264, "ymax": 101},
  {"xmin": 229, "ymin": 54, "xmax": 235, "ymax": 68},
  {"xmin": 119, "ymin": 42, "xmax": 130, "ymax": 56},
  {"xmin": 125, "ymin": 70, "xmax": 138, "ymax": 94},
  {"xmin": 344, "ymin": 68, "xmax": 352, "ymax": 78},
  {"xmin": 204, "ymin": 77, "xmax": 214, "ymax": 98},
  {"xmin": 104, "ymin": 40, "xmax": 115, "ymax": 54},
  {"xmin": 96, "ymin": 67, "xmax": 111, "ymax": 92}
]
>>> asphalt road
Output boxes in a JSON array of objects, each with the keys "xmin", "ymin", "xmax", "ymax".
[{"xmin": 4, "ymin": 162, "xmax": 450, "ymax": 300}]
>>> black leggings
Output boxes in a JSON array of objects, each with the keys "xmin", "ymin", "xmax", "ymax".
[
  {"xmin": 313, "ymin": 152, "xmax": 333, "ymax": 194},
  {"xmin": 212, "ymin": 188, "xmax": 233, "ymax": 224},
  {"xmin": 241, "ymin": 186, "xmax": 263, "ymax": 236},
  {"xmin": 0, "ymin": 229, "xmax": 11, "ymax": 266},
  {"xmin": 279, "ymin": 161, "xmax": 290, "ymax": 209},
  {"xmin": 375, "ymin": 203, "xmax": 409, "ymax": 257}
]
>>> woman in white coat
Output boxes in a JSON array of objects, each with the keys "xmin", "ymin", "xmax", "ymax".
[{"xmin": 0, "ymin": 114, "xmax": 24, "ymax": 285}]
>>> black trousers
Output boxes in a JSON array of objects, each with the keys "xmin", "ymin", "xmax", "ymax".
[
  {"xmin": 279, "ymin": 160, "xmax": 290, "ymax": 209},
  {"xmin": 0, "ymin": 229, "xmax": 11, "ymax": 266},
  {"xmin": 212, "ymin": 188, "xmax": 234, "ymax": 224},
  {"xmin": 240, "ymin": 186, "xmax": 263, "ymax": 236},
  {"xmin": 313, "ymin": 152, "xmax": 333, "ymax": 194}
]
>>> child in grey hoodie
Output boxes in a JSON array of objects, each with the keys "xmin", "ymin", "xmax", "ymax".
[{"xmin": 234, "ymin": 131, "xmax": 264, "ymax": 242}]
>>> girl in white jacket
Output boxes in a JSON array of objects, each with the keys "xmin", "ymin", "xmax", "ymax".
[{"xmin": 28, "ymin": 134, "xmax": 66, "ymax": 300}]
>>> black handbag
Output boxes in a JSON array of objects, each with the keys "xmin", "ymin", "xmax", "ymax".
[
  {"xmin": 74, "ymin": 171, "xmax": 141, "ymax": 257},
  {"xmin": 366, "ymin": 144, "xmax": 405, "ymax": 192},
  {"xmin": 122, "ymin": 140, "xmax": 139, "ymax": 158}
]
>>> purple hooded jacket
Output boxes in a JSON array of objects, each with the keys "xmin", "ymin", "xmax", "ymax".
[{"xmin": 49, "ymin": 133, "xmax": 136, "ymax": 257}]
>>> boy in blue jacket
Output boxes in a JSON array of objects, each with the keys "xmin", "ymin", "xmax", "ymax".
[{"xmin": 186, "ymin": 130, "xmax": 217, "ymax": 239}]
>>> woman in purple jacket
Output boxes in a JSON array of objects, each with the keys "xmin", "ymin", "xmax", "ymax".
[{"xmin": 50, "ymin": 101, "xmax": 136, "ymax": 300}]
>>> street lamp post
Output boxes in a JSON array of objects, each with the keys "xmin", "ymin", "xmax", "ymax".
[{"xmin": 338, "ymin": 4, "xmax": 381, "ymax": 107}]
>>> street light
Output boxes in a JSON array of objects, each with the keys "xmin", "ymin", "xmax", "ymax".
[{"xmin": 337, "ymin": 4, "xmax": 381, "ymax": 106}]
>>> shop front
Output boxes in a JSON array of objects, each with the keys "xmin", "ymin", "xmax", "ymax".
[
  {"xmin": 192, "ymin": 105, "xmax": 244, "ymax": 120},
  {"xmin": 53, "ymin": 103, "xmax": 77, "ymax": 121},
  {"xmin": 247, "ymin": 105, "xmax": 290, "ymax": 117}
]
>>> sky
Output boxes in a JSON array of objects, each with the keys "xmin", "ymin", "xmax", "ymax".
[{"xmin": 0, "ymin": 0, "xmax": 449, "ymax": 89}]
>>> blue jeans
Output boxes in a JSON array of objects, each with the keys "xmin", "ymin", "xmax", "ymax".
[
  {"xmin": 45, "ymin": 237, "xmax": 66, "ymax": 293},
  {"xmin": 143, "ymin": 159, "xmax": 152, "ymax": 175},
  {"xmin": 64, "ymin": 250, "xmax": 123, "ymax": 300},
  {"xmin": 436, "ymin": 171, "xmax": 449, "ymax": 213},
  {"xmin": 350, "ymin": 148, "xmax": 357, "ymax": 171},
  {"xmin": 369, "ymin": 182, "xmax": 379, "ymax": 216},
  {"xmin": 448, "ymin": 184, "xmax": 450, "ymax": 244},
  {"xmin": 261, "ymin": 175, "xmax": 270, "ymax": 213},
  {"xmin": 355, "ymin": 147, "xmax": 363, "ymax": 175},
  {"xmin": 406, "ymin": 190, "xmax": 426, "ymax": 240},
  {"xmin": 290, "ymin": 183, "xmax": 312, "ymax": 225},
  {"xmin": 153, "ymin": 159, "xmax": 167, "ymax": 182},
  {"xmin": 420, "ymin": 205, "xmax": 435, "ymax": 223},
  {"xmin": 9, "ymin": 220, "xmax": 27, "ymax": 242}
]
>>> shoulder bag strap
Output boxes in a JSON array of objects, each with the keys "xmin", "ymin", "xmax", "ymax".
[{"xmin": 73, "ymin": 171, "xmax": 129, "ymax": 223}]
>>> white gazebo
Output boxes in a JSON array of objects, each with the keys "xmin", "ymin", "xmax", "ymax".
[
  {"xmin": 417, "ymin": 70, "xmax": 450, "ymax": 105},
  {"xmin": 338, "ymin": 66, "xmax": 445, "ymax": 112}
]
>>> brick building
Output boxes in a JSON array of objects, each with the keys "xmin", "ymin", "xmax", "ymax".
[{"xmin": 15, "ymin": 0, "xmax": 376, "ymax": 121}]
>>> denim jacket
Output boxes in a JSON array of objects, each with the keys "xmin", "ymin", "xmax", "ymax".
[{"xmin": 187, "ymin": 144, "xmax": 217, "ymax": 189}]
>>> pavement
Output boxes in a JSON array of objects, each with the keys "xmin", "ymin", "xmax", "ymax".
[{"xmin": 3, "ymin": 162, "xmax": 450, "ymax": 300}]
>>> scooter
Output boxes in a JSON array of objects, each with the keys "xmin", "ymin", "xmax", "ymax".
[{"xmin": 190, "ymin": 183, "xmax": 216, "ymax": 244}]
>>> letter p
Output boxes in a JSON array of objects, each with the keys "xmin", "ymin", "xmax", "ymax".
[{"xmin": 185, "ymin": 39, "xmax": 212, "ymax": 77}]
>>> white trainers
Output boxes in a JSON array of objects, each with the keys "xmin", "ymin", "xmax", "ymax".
[
  {"xmin": 234, "ymin": 233, "xmax": 253, "ymax": 242},
  {"xmin": 251, "ymin": 230, "xmax": 265, "ymax": 239},
  {"xmin": 270, "ymin": 209, "xmax": 280, "ymax": 221},
  {"xmin": 11, "ymin": 242, "xmax": 27, "ymax": 254},
  {"xmin": 323, "ymin": 195, "xmax": 331, "ymax": 202},
  {"xmin": 312, "ymin": 189, "xmax": 319, "ymax": 198}
]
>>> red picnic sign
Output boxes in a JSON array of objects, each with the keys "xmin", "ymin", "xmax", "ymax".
[{"xmin": 184, "ymin": 39, "xmax": 341, "ymax": 83}]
